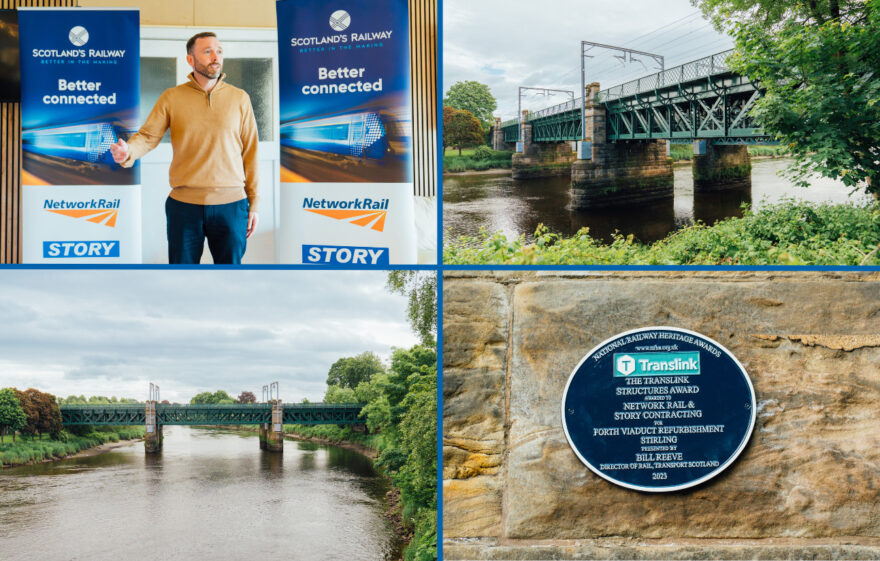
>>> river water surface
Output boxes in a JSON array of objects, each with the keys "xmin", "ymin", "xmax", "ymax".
[
  {"xmin": 444, "ymin": 158, "xmax": 874, "ymax": 244},
  {"xmin": 0, "ymin": 427, "xmax": 400, "ymax": 560}
]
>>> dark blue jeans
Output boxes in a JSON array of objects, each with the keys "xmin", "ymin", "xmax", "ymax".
[{"xmin": 165, "ymin": 197, "xmax": 248, "ymax": 264}]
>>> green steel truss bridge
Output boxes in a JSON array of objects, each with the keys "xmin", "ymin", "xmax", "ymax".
[
  {"xmin": 60, "ymin": 403, "xmax": 365, "ymax": 426},
  {"xmin": 501, "ymin": 49, "xmax": 770, "ymax": 145}
]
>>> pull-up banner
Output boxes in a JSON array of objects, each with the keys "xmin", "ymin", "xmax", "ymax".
[
  {"xmin": 276, "ymin": 0, "xmax": 416, "ymax": 265},
  {"xmin": 18, "ymin": 8, "xmax": 141, "ymax": 263}
]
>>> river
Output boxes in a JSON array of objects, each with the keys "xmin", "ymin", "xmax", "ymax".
[
  {"xmin": 0, "ymin": 427, "xmax": 401, "ymax": 561},
  {"xmin": 443, "ymin": 158, "xmax": 874, "ymax": 244}
]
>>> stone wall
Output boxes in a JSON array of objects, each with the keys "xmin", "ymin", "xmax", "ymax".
[
  {"xmin": 443, "ymin": 271, "xmax": 880, "ymax": 560},
  {"xmin": 571, "ymin": 141, "xmax": 674, "ymax": 208},
  {"xmin": 693, "ymin": 143, "xmax": 752, "ymax": 190}
]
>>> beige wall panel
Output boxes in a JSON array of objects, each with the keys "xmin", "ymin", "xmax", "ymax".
[
  {"xmin": 193, "ymin": 0, "xmax": 275, "ymax": 28},
  {"xmin": 78, "ymin": 0, "xmax": 195, "ymax": 25}
]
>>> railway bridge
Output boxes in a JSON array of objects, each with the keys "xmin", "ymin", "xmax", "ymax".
[
  {"xmin": 60, "ymin": 402, "xmax": 365, "ymax": 454},
  {"xmin": 493, "ymin": 50, "xmax": 771, "ymax": 208}
]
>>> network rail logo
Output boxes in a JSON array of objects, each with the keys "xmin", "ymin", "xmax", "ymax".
[
  {"xmin": 44, "ymin": 199, "xmax": 120, "ymax": 228},
  {"xmin": 613, "ymin": 352, "xmax": 701, "ymax": 377},
  {"xmin": 302, "ymin": 197, "xmax": 388, "ymax": 232}
]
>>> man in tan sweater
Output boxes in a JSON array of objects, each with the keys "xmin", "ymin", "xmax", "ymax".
[{"xmin": 109, "ymin": 32, "xmax": 259, "ymax": 264}]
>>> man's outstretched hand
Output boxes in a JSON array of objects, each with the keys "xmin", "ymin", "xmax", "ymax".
[{"xmin": 109, "ymin": 138, "xmax": 129, "ymax": 164}]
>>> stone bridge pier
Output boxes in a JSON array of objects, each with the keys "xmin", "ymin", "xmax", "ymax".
[
  {"xmin": 571, "ymin": 83, "xmax": 674, "ymax": 208},
  {"xmin": 491, "ymin": 118, "xmax": 513, "ymax": 152},
  {"xmin": 693, "ymin": 141, "xmax": 752, "ymax": 190},
  {"xmin": 144, "ymin": 400, "xmax": 162, "ymax": 454},
  {"xmin": 511, "ymin": 111, "xmax": 578, "ymax": 180},
  {"xmin": 264, "ymin": 400, "xmax": 284, "ymax": 453}
]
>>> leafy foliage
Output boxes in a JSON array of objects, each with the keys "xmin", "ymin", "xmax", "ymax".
[
  {"xmin": 443, "ymin": 107, "xmax": 485, "ymax": 155},
  {"xmin": 10, "ymin": 388, "xmax": 63, "ymax": 440},
  {"xmin": 0, "ymin": 388, "xmax": 27, "ymax": 443},
  {"xmin": 445, "ymin": 200, "xmax": 880, "ymax": 265},
  {"xmin": 326, "ymin": 351, "xmax": 386, "ymax": 389},
  {"xmin": 694, "ymin": 0, "xmax": 880, "ymax": 194},
  {"xmin": 190, "ymin": 390, "xmax": 236, "ymax": 404},
  {"xmin": 386, "ymin": 271, "xmax": 437, "ymax": 346},
  {"xmin": 60, "ymin": 395, "xmax": 140, "ymax": 405},
  {"xmin": 443, "ymin": 80, "xmax": 497, "ymax": 129},
  {"xmin": 237, "ymin": 391, "xmax": 257, "ymax": 404},
  {"xmin": 289, "ymin": 344, "xmax": 438, "ymax": 560}
]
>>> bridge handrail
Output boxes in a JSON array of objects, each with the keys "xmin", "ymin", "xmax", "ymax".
[
  {"xmin": 500, "ymin": 49, "xmax": 736, "ymax": 122},
  {"xmin": 597, "ymin": 49, "xmax": 734, "ymax": 102}
]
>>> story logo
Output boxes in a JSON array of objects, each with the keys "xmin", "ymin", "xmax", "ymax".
[
  {"xmin": 303, "ymin": 244, "xmax": 389, "ymax": 265},
  {"xmin": 43, "ymin": 240, "xmax": 119, "ymax": 258}
]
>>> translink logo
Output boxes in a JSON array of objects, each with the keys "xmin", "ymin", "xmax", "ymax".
[
  {"xmin": 44, "ymin": 198, "xmax": 121, "ymax": 228},
  {"xmin": 613, "ymin": 352, "xmax": 701, "ymax": 377},
  {"xmin": 302, "ymin": 197, "xmax": 388, "ymax": 232}
]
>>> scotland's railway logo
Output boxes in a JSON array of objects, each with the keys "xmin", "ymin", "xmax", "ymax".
[
  {"xmin": 69, "ymin": 26, "xmax": 89, "ymax": 47},
  {"xmin": 329, "ymin": 10, "xmax": 350, "ymax": 31}
]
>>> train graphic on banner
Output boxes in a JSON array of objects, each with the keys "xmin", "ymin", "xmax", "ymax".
[
  {"xmin": 21, "ymin": 121, "xmax": 130, "ymax": 166},
  {"xmin": 280, "ymin": 110, "xmax": 389, "ymax": 160}
]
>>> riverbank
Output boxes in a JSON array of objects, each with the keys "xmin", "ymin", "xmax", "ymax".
[
  {"xmin": 444, "ymin": 199, "xmax": 880, "ymax": 265},
  {"xmin": 0, "ymin": 428, "xmax": 146, "ymax": 468},
  {"xmin": 442, "ymin": 145, "xmax": 788, "ymax": 175}
]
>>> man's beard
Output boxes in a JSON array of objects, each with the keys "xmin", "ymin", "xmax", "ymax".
[{"xmin": 195, "ymin": 61, "xmax": 222, "ymax": 79}]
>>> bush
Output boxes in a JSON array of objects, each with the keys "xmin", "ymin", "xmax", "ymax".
[
  {"xmin": 473, "ymin": 145, "xmax": 493, "ymax": 159},
  {"xmin": 445, "ymin": 200, "xmax": 880, "ymax": 265}
]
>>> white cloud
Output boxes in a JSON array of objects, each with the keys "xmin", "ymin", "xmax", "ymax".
[
  {"xmin": 443, "ymin": 0, "xmax": 734, "ymax": 120},
  {"xmin": 0, "ymin": 271, "xmax": 422, "ymax": 403}
]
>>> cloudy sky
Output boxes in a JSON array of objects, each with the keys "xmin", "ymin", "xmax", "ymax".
[
  {"xmin": 0, "ymin": 271, "xmax": 421, "ymax": 403},
  {"xmin": 444, "ymin": 0, "xmax": 735, "ymax": 120}
]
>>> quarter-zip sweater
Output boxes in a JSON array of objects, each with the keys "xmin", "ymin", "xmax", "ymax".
[{"xmin": 122, "ymin": 73, "xmax": 259, "ymax": 212}]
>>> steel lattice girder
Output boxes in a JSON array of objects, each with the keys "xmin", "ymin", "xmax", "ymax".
[
  {"xmin": 604, "ymin": 72, "xmax": 768, "ymax": 141},
  {"xmin": 530, "ymin": 108, "xmax": 583, "ymax": 142},
  {"xmin": 60, "ymin": 403, "xmax": 365, "ymax": 426},
  {"xmin": 60, "ymin": 405, "xmax": 145, "ymax": 425},
  {"xmin": 282, "ymin": 404, "xmax": 365, "ymax": 425},
  {"xmin": 502, "ymin": 123, "xmax": 520, "ymax": 143}
]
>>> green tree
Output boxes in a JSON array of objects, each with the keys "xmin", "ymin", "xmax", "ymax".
[
  {"xmin": 0, "ymin": 388, "xmax": 27, "ymax": 443},
  {"xmin": 190, "ymin": 390, "xmax": 234, "ymax": 404},
  {"xmin": 386, "ymin": 271, "xmax": 436, "ymax": 346},
  {"xmin": 443, "ymin": 107, "xmax": 484, "ymax": 155},
  {"xmin": 443, "ymin": 80, "xmax": 497, "ymax": 129},
  {"xmin": 694, "ymin": 0, "xmax": 880, "ymax": 194},
  {"xmin": 326, "ymin": 351, "xmax": 385, "ymax": 389}
]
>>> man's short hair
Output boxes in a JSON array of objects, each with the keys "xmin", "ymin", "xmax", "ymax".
[{"xmin": 186, "ymin": 32, "xmax": 217, "ymax": 54}]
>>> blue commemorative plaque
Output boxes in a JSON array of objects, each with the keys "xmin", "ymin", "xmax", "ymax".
[{"xmin": 561, "ymin": 327, "xmax": 756, "ymax": 492}]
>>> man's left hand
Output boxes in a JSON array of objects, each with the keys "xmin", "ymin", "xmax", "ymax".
[{"xmin": 247, "ymin": 212, "xmax": 259, "ymax": 239}]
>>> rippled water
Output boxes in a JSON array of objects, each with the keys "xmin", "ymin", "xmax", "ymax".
[
  {"xmin": 443, "ymin": 158, "xmax": 874, "ymax": 244},
  {"xmin": 0, "ymin": 427, "xmax": 400, "ymax": 561}
]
